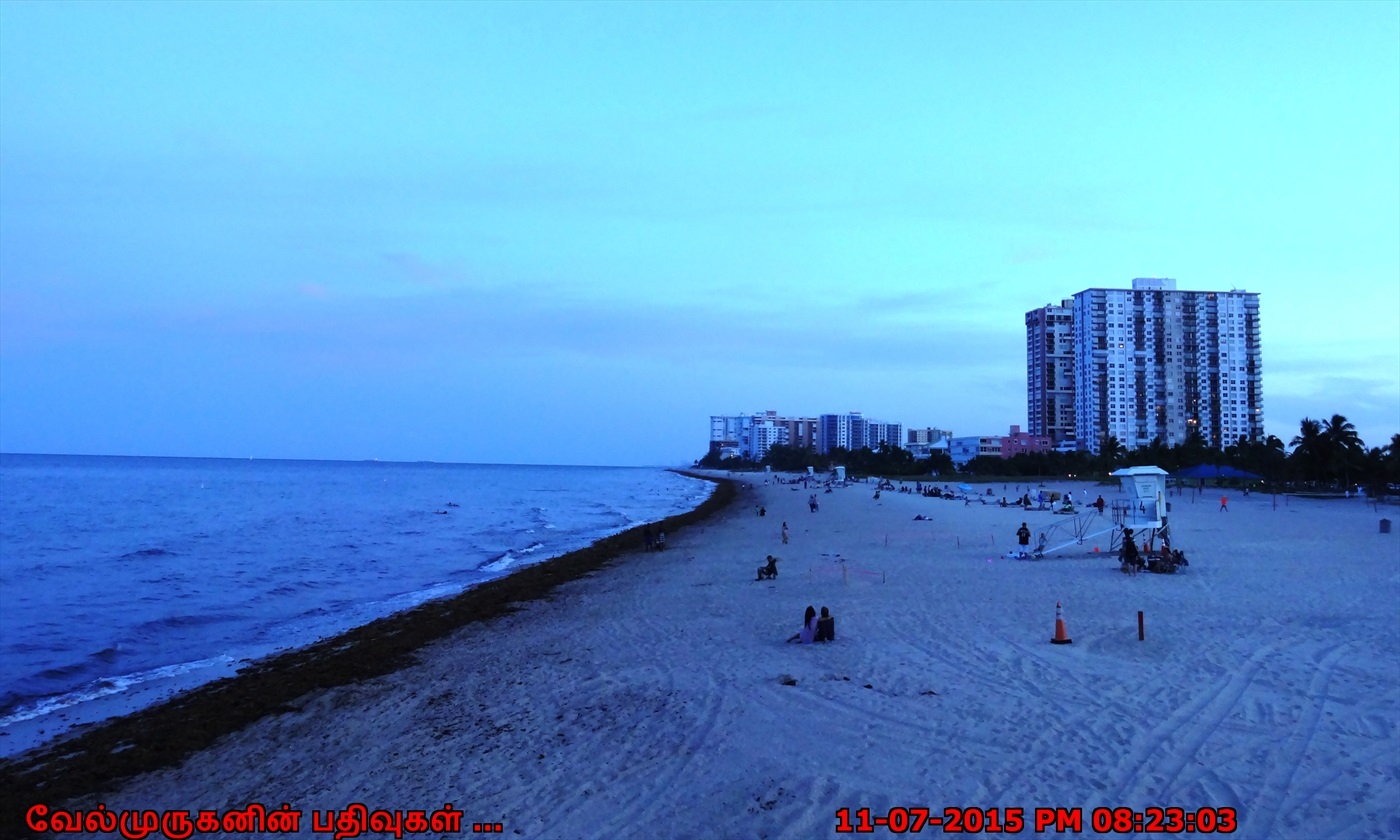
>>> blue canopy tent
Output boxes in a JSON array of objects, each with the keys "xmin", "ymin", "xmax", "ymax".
[{"xmin": 1173, "ymin": 464, "xmax": 1262, "ymax": 481}]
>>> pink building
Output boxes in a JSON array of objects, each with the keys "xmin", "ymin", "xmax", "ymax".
[{"xmin": 1001, "ymin": 424, "xmax": 1055, "ymax": 458}]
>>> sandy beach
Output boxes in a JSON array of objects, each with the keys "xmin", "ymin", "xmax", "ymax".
[{"xmin": 11, "ymin": 473, "xmax": 1400, "ymax": 839}]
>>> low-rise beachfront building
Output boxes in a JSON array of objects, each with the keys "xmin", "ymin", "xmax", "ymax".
[
  {"xmin": 948, "ymin": 435, "xmax": 1003, "ymax": 468},
  {"xmin": 1001, "ymin": 424, "xmax": 1055, "ymax": 458},
  {"xmin": 906, "ymin": 427, "xmax": 953, "ymax": 459}
]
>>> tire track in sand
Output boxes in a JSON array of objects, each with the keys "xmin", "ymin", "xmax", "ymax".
[
  {"xmin": 1242, "ymin": 643, "xmax": 1348, "ymax": 840},
  {"xmin": 1085, "ymin": 642, "xmax": 1279, "ymax": 812}
]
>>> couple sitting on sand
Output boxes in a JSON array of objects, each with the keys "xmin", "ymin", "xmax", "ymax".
[
  {"xmin": 757, "ymin": 555, "xmax": 779, "ymax": 580},
  {"xmin": 787, "ymin": 605, "xmax": 835, "ymax": 644}
]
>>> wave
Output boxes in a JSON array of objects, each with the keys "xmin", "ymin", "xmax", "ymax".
[
  {"xmin": 478, "ymin": 541, "xmax": 546, "ymax": 573},
  {"xmin": 119, "ymin": 548, "xmax": 177, "ymax": 560},
  {"xmin": 0, "ymin": 655, "xmax": 236, "ymax": 726}
]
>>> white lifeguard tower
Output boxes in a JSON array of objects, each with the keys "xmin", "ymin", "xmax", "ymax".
[
  {"xmin": 1110, "ymin": 465, "xmax": 1170, "ymax": 548},
  {"xmin": 833, "ymin": 465, "xmax": 846, "ymax": 482}
]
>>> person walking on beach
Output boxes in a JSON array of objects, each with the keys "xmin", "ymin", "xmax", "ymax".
[
  {"xmin": 643, "ymin": 525, "xmax": 654, "ymax": 552},
  {"xmin": 781, "ymin": 521, "xmax": 789, "ymax": 544},
  {"xmin": 788, "ymin": 605, "xmax": 818, "ymax": 644},
  {"xmin": 1220, "ymin": 495, "xmax": 1229, "ymax": 512}
]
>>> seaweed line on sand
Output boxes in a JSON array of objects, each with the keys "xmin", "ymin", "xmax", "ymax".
[{"xmin": 0, "ymin": 471, "xmax": 738, "ymax": 837}]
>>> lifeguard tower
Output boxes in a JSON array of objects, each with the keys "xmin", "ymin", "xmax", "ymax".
[
  {"xmin": 1009, "ymin": 465, "xmax": 1172, "ymax": 560},
  {"xmin": 1109, "ymin": 466, "xmax": 1170, "ymax": 550}
]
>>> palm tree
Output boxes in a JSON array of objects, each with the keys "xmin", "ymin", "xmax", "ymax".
[
  {"xmin": 1098, "ymin": 435, "xmax": 1125, "ymax": 474},
  {"xmin": 1290, "ymin": 417, "xmax": 1326, "ymax": 483},
  {"xmin": 1323, "ymin": 414, "xmax": 1365, "ymax": 488}
]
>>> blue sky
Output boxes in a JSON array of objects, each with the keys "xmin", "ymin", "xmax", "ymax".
[{"xmin": 2, "ymin": 1, "xmax": 1397, "ymax": 466}]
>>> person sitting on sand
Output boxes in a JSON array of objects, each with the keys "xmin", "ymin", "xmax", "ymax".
[
  {"xmin": 787, "ymin": 605, "xmax": 818, "ymax": 644},
  {"xmin": 815, "ymin": 606, "xmax": 836, "ymax": 642},
  {"xmin": 757, "ymin": 554, "xmax": 779, "ymax": 581},
  {"xmin": 1149, "ymin": 541, "xmax": 1173, "ymax": 573}
]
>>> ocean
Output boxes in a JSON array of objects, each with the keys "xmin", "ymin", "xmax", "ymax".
[{"xmin": 0, "ymin": 454, "xmax": 712, "ymax": 755}]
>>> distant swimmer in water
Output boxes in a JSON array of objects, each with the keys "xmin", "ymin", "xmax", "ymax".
[
  {"xmin": 434, "ymin": 510, "xmax": 449, "ymax": 515},
  {"xmin": 446, "ymin": 502, "xmax": 460, "ymax": 507}
]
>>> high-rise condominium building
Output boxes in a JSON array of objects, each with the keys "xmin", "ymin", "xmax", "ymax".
[
  {"xmin": 1027, "ymin": 279, "xmax": 1264, "ymax": 455},
  {"xmin": 709, "ymin": 411, "xmax": 818, "ymax": 461},
  {"xmin": 817, "ymin": 412, "xmax": 903, "ymax": 455},
  {"xmin": 1066, "ymin": 278, "xmax": 1262, "ymax": 454},
  {"xmin": 1025, "ymin": 299, "xmax": 1076, "ymax": 445}
]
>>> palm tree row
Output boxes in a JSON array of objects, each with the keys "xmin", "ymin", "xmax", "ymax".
[
  {"xmin": 1105, "ymin": 413, "xmax": 1395, "ymax": 495},
  {"xmin": 700, "ymin": 414, "xmax": 1398, "ymax": 498}
]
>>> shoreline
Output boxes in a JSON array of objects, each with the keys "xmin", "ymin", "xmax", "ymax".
[
  {"xmin": 6, "ymin": 472, "xmax": 1394, "ymax": 839},
  {"xmin": 0, "ymin": 471, "xmax": 737, "ymax": 835}
]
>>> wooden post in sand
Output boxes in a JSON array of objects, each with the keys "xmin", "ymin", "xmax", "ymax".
[{"xmin": 1138, "ymin": 611, "xmax": 1145, "ymax": 641}]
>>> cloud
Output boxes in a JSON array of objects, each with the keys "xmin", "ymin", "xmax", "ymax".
[{"xmin": 380, "ymin": 252, "xmax": 468, "ymax": 290}]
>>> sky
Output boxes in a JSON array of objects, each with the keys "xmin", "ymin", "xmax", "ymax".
[{"xmin": 1, "ymin": 1, "xmax": 1397, "ymax": 467}]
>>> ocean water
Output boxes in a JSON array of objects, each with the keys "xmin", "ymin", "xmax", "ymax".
[{"xmin": 0, "ymin": 455, "xmax": 712, "ymax": 751}]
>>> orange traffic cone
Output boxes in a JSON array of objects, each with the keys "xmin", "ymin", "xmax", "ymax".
[{"xmin": 1050, "ymin": 601, "xmax": 1073, "ymax": 645}]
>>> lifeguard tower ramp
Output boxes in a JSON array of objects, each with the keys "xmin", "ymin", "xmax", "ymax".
[{"xmin": 1018, "ymin": 465, "xmax": 1171, "ymax": 559}]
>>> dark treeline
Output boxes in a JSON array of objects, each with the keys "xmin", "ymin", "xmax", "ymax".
[
  {"xmin": 699, "ymin": 441, "xmax": 955, "ymax": 478},
  {"xmin": 698, "ymin": 414, "xmax": 1400, "ymax": 500}
]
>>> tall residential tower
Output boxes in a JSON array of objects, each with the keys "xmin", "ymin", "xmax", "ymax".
[
  {"xmin": 1025, "ymin": 299, "xmax": 1076, "ymax": 445},
  {"xmin": 1028, "ymin": 278, "xmax": 1263, "ymax": 455}
]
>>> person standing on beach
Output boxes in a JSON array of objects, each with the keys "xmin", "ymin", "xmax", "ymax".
[
  {"xmin": 1220, "ymin": 495, "xmax": 1229, "ymax": 512},
  {"xmin": 1120, "ymin": 529, "xmax": 1141, "ymax": 574},
  {"xmin": 1016, "ymin": 522, "xmax": 1031, "ymax": 552},
  {"xmin": 643, "ymin": 525, "xmax": 654, "ymax": 552},
  {"xmin": 781, "ymin": 521, "xmax": 789, "ymax": 544}
]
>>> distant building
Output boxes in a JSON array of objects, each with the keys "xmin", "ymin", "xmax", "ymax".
[
  {"xmin": 906, "ymin": 427, "xmax": 953, "ymax": 459},
  {"xmin": 948, "ymin": 435, "xmax": 1003, "ymax": 467},
  {"xmin": 711, "ymin": 410, "xmax": 912, "ymax": 459},
  {"xmin": 1001, "ymin": 424, "xmax": 1055, "ymax": 458},
  {"xmin": 1025, "ymin": 300, "xmax": 1076, "ymax": 444},
  {"xmin": 708, "ymin": 411, "xmax": 818, "ymax": 461},
  {"xmin": 1026, "ymin": 278, "xmax": 1263, "ymax": 455},
  {"xmin": 818, "ymin": 412, "xmax": 902, "ymax": 455}
]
